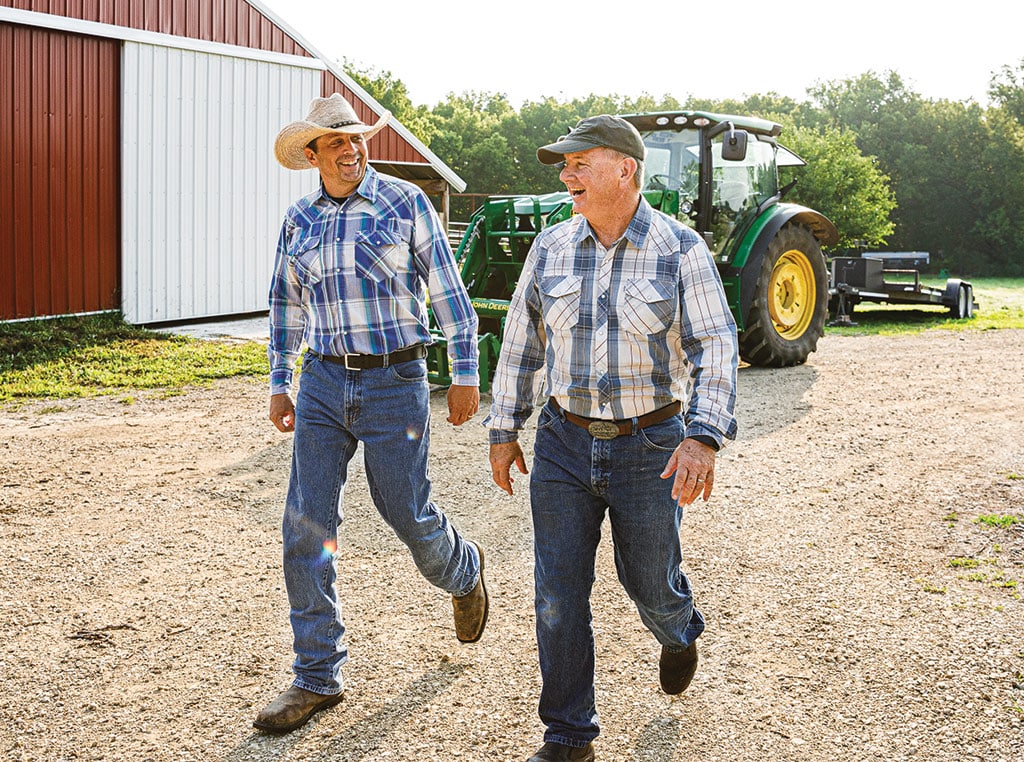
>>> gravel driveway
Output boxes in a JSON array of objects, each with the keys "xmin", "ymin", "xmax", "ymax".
[{"xmin": 1, "ymin": 329, "xmax": 1022, "ymax": 761}]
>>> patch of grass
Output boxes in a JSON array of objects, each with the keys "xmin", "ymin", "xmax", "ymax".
[
  {"xmin": 826, "ymin": 277, "xmax": 1024, "ymax": 336},
  {"xmin": 949, "ymin": 557, "xmax": 981, "ymax": 569},
  {"xmin": 974, "ymin": 514, "xmax": 1022, "ymax": 529},
  {"xmin": 918, "ymin": 579, "xmax": 947, "ymax": 594},
  {"xmin": 0, "ymin": 313, "xmax": 268, "ymax": 401}
]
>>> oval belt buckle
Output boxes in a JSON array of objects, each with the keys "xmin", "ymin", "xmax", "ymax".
[{"xmin": 587, "ymin": 420, "xmax": 620, "ymax": 440}]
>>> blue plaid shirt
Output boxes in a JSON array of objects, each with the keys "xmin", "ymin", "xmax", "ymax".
[
  {"xmin": 268, "ymin": 166, "xmax": 479, "ymax": 395},
  {"xmin": 484, "ymin": 197, "xmax": 738, "ymax": 447}
]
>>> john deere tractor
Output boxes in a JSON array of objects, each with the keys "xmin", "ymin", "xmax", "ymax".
[{"xmin": 427, "ymin": 111, "xmax": 839, "ymax": 390}]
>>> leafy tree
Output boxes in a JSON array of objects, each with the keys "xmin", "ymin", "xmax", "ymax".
[
  {"xmin": 807, "ymin": 70, "xmax": 1024, "ymax": 275},
  {"xmin": 342, "ymin": 60, "xmax": 437, "ymax": 145},
  {"xmin": 780, "ymin": 125, "xmax": 896, "ymax": 250},
  {"xmin": 342, "ymin": 64, "xmax": 1024, "ymax": 274},
  {"xmin": 989, "ymin": 58, "xmax": 1024, "ymax": 126},
  {"xmin": 689, "ymin": 93, "xmax": 808, "ymax": 125},
  {"xmin": 429, "ymin": 93, "xmax": 517, "ymax": 178}
]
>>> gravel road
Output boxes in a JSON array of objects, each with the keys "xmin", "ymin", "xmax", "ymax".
[{"xmin": 1, "ymin": 329, "xmax": 1022, "ymax": 761}]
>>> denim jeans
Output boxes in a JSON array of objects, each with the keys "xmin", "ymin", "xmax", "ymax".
[
  {"xmin": 282, "ymin": 353, "xmax": 479, "ymax": 695},
  {"xmin": 531, "ymin": 401, "xmax": 705, "ymax": 745}
]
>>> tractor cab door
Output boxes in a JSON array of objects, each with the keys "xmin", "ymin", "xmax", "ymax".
[{"xmin": 707, "ymin": 134, "xmax": 779, "ymax": 257}]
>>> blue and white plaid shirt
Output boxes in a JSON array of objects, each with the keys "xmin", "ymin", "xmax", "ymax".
[
  {"xmin": 484, "ymin": 197, "xmax": 738, "ymax": 447},
  {"xmin": 268, "ymin": 166, "xmax": 479, "ymax": 395}
]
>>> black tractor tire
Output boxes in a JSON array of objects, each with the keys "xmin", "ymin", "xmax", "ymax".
[{"xmin": 739, "ymin": 224, "xmax": 829, "ymax": 367}]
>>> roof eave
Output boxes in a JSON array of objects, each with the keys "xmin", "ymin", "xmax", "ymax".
[{"xmin": 244, "ymin": 0, "xmax": 466, "ymax": 192}]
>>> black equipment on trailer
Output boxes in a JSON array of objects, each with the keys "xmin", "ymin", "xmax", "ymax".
[{"xmin": 827, "ymin": 251, "xmax": 978, "ymax": 326}]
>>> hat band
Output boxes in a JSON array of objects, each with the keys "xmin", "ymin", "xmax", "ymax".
[{"xmin": 327, "ymin": 119, "xmax": 361, "ymax": 129}]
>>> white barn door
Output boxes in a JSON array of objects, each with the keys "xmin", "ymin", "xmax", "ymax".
[{"xmin": 121, "ymin": 42, "xmax": 319, "ymax": 324}]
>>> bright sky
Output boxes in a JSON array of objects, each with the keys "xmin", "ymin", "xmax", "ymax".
[{"xmin": 258, "ymin": 0, "xmax": 1022, "ymax": 109}]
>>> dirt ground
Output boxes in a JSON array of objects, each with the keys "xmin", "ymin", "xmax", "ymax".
[{"xmin": 1, "ymin": 328, "xmax": 1022, "ymax": 762}]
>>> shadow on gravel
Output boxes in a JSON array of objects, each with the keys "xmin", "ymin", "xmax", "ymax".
[
  {"xmin": 225, "ymin": 660, "xmax": 468, "ymax": 761},
  {"xmin": 631, "ymin": 715, "xmax": 681, "ymax": 760},
  {"xmin": 736, "ymin": 362, "xmax": 817, "ymax": 441}
]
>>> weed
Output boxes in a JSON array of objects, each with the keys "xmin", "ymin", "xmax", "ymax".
[
  {"xmin": 974, "ymin": 514, "xmax": 1021, "ymax": 529},
  {"xmin": 949, "ymin": 557, "xmax": 980, "ymax": 568}
]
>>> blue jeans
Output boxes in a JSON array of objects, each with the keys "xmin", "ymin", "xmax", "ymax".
[
  {"xmin": 531, "ymin": 401, "xmax": 705, "ymax": 746},
  {"xmin": 282, "ymin": 353, "xmax": 480, "ymax": 695}
]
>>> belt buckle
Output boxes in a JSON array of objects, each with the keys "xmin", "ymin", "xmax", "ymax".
[
  {"xmin": 587, "ymin": 420, "xmax": 620, "ymax": 440},
  {"xmin": 343, "ymin": 354, "xmax": 361, "ymax": 371}
]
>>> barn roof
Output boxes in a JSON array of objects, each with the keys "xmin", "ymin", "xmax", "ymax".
[
  {"xmin": 245, "ymin": 0, "xmax": 464, "ymax": 193},
  {"xmin": 0, "ymin": 0, "xmax": 465, "ymax": 192}
]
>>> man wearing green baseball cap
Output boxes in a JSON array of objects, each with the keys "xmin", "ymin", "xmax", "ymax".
[{"xmin": 485, "ymin": 114, "xmax": 739, "ymax": 761}]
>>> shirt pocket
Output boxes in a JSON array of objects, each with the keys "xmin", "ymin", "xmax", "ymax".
[
  {"xmin": 540, "ymin": 274, "xmax": 582, "ymax": 331},
  {"xmin": 619, "ymin": 278, "xmax": 675, "ymax": 335},
  {"xmin": 354, "ymin": 227, "xmax": 402, "ymax": 283},
  {"xmin": 287, "ymin": 233, "xmax": 324, "ymax": 287}
]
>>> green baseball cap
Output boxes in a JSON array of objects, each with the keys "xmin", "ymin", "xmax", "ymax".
[{"xmin": 537, "ymin": 114, "xmax": 646, "ymax": 165}]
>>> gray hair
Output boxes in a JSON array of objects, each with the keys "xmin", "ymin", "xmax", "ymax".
[
  {"xmin": 611, "ymin": 149, "xmax": 644, "ymax": 189},
  {"xmin": 632, "ymin": 158, "xmax": 645, "ymax": 190}
]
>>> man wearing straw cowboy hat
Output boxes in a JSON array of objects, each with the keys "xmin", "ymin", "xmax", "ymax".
[{"xmin": 256, "ymin": 93, "xmax": 488, "ymax": 733}]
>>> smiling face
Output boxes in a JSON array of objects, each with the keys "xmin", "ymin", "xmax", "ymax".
[
  {"xmin": 304, "ymin": 132, "xmax": 369, "ymax": 197},
  {"xmin": 558, "ymin": 147, "xmax": 639, "ymax": 241}
]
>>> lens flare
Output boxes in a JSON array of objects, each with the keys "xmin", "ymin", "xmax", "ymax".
[
  {"xmin": 322, "ymin": 538, "xmax": 338, "ymax": 558},
  {"xmin": 406, "ymin": 427, "xmax": 421, "ymax": 441}
]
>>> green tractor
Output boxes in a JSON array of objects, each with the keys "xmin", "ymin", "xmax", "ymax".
[{"xmin": 428, "ymin": 111, "xmax": 839, "ymax": 391}]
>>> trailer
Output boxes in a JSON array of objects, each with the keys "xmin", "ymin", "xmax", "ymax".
[{"xmin": 827, "ymin": 251, "xmax": 978, "ymax": 326}]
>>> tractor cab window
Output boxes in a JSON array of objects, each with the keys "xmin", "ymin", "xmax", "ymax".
[
  {"xmin": 641, "ymin": 128, "xmax": 701, "ymax": 221},
  {"xmin": 708, "ymin": 135, "xmax": 777, "ymax": 255}
]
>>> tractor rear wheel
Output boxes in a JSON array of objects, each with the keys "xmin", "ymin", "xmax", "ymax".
[{"xmin": 739, "ymin": 224, "xmax": 828, "ymax": 367}]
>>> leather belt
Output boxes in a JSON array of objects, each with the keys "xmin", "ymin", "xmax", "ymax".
[
  {"xmin": 549, "ymin": 398, "xmax": 681, "ymax": 440},
  {"xmin": 308, "ymin": 344, "xmax": 426, "ymax": 370}
]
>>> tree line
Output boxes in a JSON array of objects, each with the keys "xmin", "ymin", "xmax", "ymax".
[{"xmin": 348, "ymin": 61, "xmax": 1024, "ymax": 277}]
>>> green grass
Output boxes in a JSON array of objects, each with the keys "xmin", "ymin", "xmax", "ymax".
[
  {"xmin": 0, "ymin": 313, "xmax": 268, "ymax": 402},
  {"xmin": 949, "ymin": 557, "xmax": 981, "ymax": 569},
  {"xmin": 826, "ymin": 277, "xmax": 1024, "ymax": 335},
  {"xmin": 974, "ymin": 514, "xmax": 1022, "ymax": 529},
  {"xmin": 2, "ymin": 277, "xmax": 1023, "ymax": 401}
]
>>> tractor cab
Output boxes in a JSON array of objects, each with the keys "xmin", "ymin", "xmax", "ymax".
[{"xmin": 623, "ymin": 111, "xmax": 804, "ymax": 261}]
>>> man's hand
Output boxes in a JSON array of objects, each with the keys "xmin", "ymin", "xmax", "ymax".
[
  {"xmin": 489, "ymin": 441, "xmax": 528, "ymax": 496},
  {"xmin": 661, "ymin": 438, "xmax": 717, "ymax": 506},
  {"xmin": 269, "ymin": 393, "xmax": 295, "ymax": 433},
  {"xmin": 446, "ymin": 384, "xmax": 480, "ymax": 426}
]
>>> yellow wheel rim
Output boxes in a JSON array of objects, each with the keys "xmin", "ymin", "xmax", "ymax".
[{"xmin": 768, "ymin": 249, "xmax": 816, "ymax": 339}]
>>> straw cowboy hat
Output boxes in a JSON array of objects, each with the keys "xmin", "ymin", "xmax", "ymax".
[{"xmin": 274, "ymin": 93, "xmax": 390, "ymax": 170}]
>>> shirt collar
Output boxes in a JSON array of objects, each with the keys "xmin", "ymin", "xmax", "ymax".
[
  {"xmin": 570, "ymin": 195, "xmax": 653, "ymax": 250},
  {"xmin": 313, "ymin": 164, "xmax": 381, "ymax": 208}
]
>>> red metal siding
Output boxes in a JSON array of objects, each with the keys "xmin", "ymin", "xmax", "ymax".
[
  {"xmin": 1, "ymin": 22, "xmax": 119, "ymax": 319},
  {"xmin": 321, "ymin": 71, "xmax": 423, "ymax": 164},
  {"xmin": 1, "ymin": 2, "xmax": 438, "ymax": 321},
  {"xmin": 0, "ymin": 0, "xmax": 312, "ymax": 56},
  {"xmin": 0, "ymin": 2, "xmax": 435, "ymax": 165}
]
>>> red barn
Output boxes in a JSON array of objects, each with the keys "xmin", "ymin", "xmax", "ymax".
[{"xmin": 0, "ymin": 0, "xmax": 465, "ymax": 324}]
